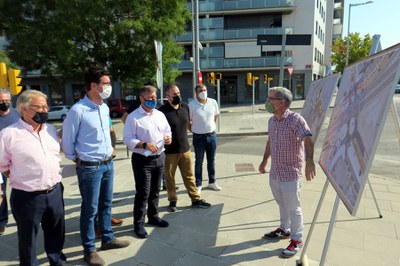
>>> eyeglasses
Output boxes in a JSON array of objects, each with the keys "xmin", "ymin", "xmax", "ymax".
[
  {"xmin": 98, "ymin": 82, "xmax": 111, "ymax": 86},
  {"xmin": 267, "ymin": 97, "xmax": 282, "ymax": 101},
  {"xmin": 29, "ymin": 104, "xmax": 49, "ymax": 111}
]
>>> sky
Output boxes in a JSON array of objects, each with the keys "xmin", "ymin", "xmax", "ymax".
[{"xmin": 342, "ymin": 0, "xmax": 400, "ymax": 49}]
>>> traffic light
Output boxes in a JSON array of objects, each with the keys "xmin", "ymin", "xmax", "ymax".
[
  {"xmin": 215, "ymin": 72, "xmax": 222, "ymax": 80},
  {"xmin": 207, "ymin": 72, "xmax": 215, "ymax": 85},
  {"xmin": 263, "ymin": 74, "xmax": 268, "ymax": 83},
  {"xmin": 8, "ymin": 69, "xmax": 22, "ymax": 95},
  {"xmin": 0, "ymin": 63, "xmax": 8, "ymax": 88},
  {"xmin": 246, "ymin": 72, "xmax": 252, "ymax": 85}
]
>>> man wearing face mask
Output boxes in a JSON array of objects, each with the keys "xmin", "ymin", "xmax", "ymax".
[
  {"xmin": 62, "ymin": 69, "xmax": 129, "ymax": 266},
  {"xmin": 188, "ymin": 84, "xmax": 221, "ymax": 193},
  {"xmin": 123, "ymin": 85, "xmax": 172, "ymax": 239},
  {"xmin": 159, "ymin": 84, "xmax": 211, "ymax": 212},
  {"xmin": 0, "ymin": 90, "xmax": 70, "ymax": 265},
  {"xmin": 259, "ymin": 87, "xmax": 315, "ymax": 258},
  {"xmin": 0, "ymin": 89, "xmax": 20, "ymax": 235}
]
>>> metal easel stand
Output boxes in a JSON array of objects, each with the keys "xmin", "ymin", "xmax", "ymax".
[{"xmin": 297, "ymin": 178, "xmax": 383, "ymax": 266}]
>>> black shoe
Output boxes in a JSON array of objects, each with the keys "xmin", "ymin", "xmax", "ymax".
[
  {"xmin": 192, "ymin": 199, "xmax": 211, "ymax": 209},
  {"xmin": 134, "ymin": 225, "xmax": 148, "ymax": 238},
  {"xmin": 0, "ymin": 226, "xmax": 5, "ymax": 235},
  {"xmin": 169, "ymin": 201, "xmax": 177, "ymax": 212},
  {"xmin": 148, "ymin": 217, "xmax": 169, "ymax": 227},
  {"xmin": 162, "ymin": 186, "xmax": 167, "ymax": 191}
]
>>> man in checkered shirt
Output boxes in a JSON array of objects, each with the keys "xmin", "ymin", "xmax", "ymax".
[{"xmin": 259, "ymin": 87, "xmax": 316, "ymax": 258}]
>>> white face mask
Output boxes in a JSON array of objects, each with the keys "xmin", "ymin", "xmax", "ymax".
[
  {"xmin": 99, "ymin": 85, "xmax": 112, "ymax": 99},
  {"xmin": 199, "ymin": 91, "xmax": 207, "ymax": 100}
]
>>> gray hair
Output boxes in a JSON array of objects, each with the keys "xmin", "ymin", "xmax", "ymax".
[
  {"xmin": 16, "ymin": 90, "xmax": 47, "ymax": 113},
  {"xmin": 269, "ymin": 86, "xmax": 292, "ymax": 107},
  {"xmin": 0, "ymin": 89, "xmax": 11, "ymax": 97},
  {"xmin": 140, "ymin": 85, "xmax": 157, "ymax": 96}
]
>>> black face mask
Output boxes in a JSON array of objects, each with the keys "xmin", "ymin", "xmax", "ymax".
[
  {"xmin": 0, "ymin": 102, "xmax": 10, "ymax": 112},
  {"xmin": 32, "ymin": 112, "xmax": 48, "ymax": 124},
  {"xmin": 171, "ymin": 95, "xmax": 181, "ymax": 105}
]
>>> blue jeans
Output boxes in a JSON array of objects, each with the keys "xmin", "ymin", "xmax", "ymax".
[
  {"xmin": 193, "ymin": 132, "xmax": 217, "ymax": 187},
  {"xmin": 0, "ymin": 174, "xmax": 8, "ymax": 227},
  {"xmin": 76, "ymin": 161, "xmax": 114, "ymax": 253}
]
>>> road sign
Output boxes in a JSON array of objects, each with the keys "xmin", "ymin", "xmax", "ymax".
[{"xmin": 287, "ymin": 66, "xmax": 294, "ymax": 76}]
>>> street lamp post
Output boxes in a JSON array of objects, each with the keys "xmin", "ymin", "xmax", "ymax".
[{"xmin": 345, "ymin": 1, "xmax": 373, "ymax": 66}]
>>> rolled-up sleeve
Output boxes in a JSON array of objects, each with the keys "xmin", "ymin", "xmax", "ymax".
[
  {"xmin": 123, "ymin": 114, "xmax": 140, "ymax": 151},
  {"xmin": 61, "ymin": 109, "xmax": 80, "ymax": 160},
  {"xmin": 0, "ymin": 131, "xmax": 10, "ymax": 173}
]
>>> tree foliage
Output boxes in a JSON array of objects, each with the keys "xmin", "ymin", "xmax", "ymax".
[
  {"xmin": 0, "ymin": 0, "xmax": 190, "ymax": 88},
  {"xmin": 331, "ymin": 33, "xmax": 373, "ymax": 74}
]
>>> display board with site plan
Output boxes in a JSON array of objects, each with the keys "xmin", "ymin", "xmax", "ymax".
[{"xmin": 319, "ymin": 44, "xmax": 400, "ymax": 215}]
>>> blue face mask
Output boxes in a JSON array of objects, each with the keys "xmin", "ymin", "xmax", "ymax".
[{"xmin": 144, "ymin": 99, "xmax": 157, "ymax": 109}]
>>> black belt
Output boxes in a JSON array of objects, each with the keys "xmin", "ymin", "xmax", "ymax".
[
  {"xmin": 30, "ymin": 183, "xmax": 59, "ymax": 195},
  {"xmin": 134, "ymin": 153, "xmax": 163, "ymax": 159},
  {"xmin": 78, "ymin": 157, "xmax": 113, "ymax": 166},
  {"xmin": 194, "ymin": 131, "xmax": 215, "ymax": 136}
]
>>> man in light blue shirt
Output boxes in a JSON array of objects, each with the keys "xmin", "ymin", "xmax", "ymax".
[{"xmin": 62, "ymin": 69, "xmax": 129, "ymax": 266}]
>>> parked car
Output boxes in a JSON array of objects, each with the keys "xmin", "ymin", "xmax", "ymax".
[
  {"xmin": 106, "ymin": 98, "xmax": 133, "ymax": 118},
  {"xmin": 48, "ymin": 105, "xmax": 70, "ymax": 120}
]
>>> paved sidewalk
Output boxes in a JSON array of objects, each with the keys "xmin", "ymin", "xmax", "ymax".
[{"xmin": 0, "ymin": 96, "xmax": 399, "ymax": 265}]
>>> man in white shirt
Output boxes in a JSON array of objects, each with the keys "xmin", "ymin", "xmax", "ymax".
[{"xmin": 189, "ymin": 84, "xmax": 221, "ymax": 193}]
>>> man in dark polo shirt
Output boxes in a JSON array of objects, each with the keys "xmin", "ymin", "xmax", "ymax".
[{"xmin": 159, "ymin": 84, "xmax": 211, "ymax": 212}]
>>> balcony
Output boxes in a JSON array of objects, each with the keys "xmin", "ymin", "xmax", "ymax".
[
  {"xmin": 187, "ymin": 0, "xmax": 295, "ymax": 13},
  {"xmin": 175, "ymin": 56, "xmax": 293, "ymax": 70},
  {"xmin": 175, "ymin": 27, "xmax": 293, "ymax": 42}
]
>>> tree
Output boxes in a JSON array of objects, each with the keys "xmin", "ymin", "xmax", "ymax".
[
  {"xmin": 331, "ymin": 33, "xmax": 373, "ymax": 74},
  {"xmin": 0, "ymin": 0, "xmax": 190, "ymax": 88}
]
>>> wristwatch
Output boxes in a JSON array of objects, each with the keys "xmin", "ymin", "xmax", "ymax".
[{"xmin": 143, "ymin": 142, "xmax": 147, "ymax": 149}]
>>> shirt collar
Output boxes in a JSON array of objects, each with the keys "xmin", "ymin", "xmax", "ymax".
[
  {"xmin": 18, "ymin": 118, "xmax": 47, "ymax": 133},
  {"xmin": 138, "ymin": 105, "xmax": 154, "ymax": 116},
  {"xmin": 272, "ymin": 109, "xmax": 291, "ymax": 122},
  {"xmin": 82, "ymin": 95, "xmax": 103, "ymax": 109}
]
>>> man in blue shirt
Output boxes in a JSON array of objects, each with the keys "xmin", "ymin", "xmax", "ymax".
[
  {"xmin": 0, "ymin": 89, "xmax": 20, "ymax": 235},
  {"xmin": 62, "ymin": 69, "xmax": 129, "ymax": 266}
]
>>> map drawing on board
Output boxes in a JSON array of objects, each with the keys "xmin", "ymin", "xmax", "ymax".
[
  {"xmin": 301, "ymin": 73, "xmax": 340, "ymax": 144},
  {"xmin": 319, "ymin": 44, "xmax": 400, "ymax": 215}
]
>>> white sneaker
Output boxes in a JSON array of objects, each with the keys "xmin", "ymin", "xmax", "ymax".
[
  {"xmin": 197, "ymin": 186, "xmax": 202, "ymax": 194},
  {"xmin": 208, "ymin": 183, "xmax": 221, "ymax": 191}
]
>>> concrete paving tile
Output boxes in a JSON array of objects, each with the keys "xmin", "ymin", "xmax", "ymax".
[
  {"xmin": 335, "ymin": 219, "xmax": 396, "ymax": 239},
  {"xmin": 364, "ymin": 190, "xmax": 400, "ymax": 203},
  {"xmin": 364, "ymin": 233, "xmax": 400, "ymax": 258},
  {"xmin": 175, "ymin": 251, "xmax": 231, "ymax": 266},
  {"xmin": 219, "ymin": 242, "xmax": 287, "ymax": 266},
  {"xmin": 324, "ymin": 242, "xmax": 399, "ymax": 266},
  {"xmin": 110, "ymin": 238, "xmax": 186, "ymax": 266},
  {"xmin": 167, "ymin": 228, "xmax": 232, "ymax": 258},
  {"xmin": 388, "ymin": 185, "xmax": 400, "ymax": 194}
]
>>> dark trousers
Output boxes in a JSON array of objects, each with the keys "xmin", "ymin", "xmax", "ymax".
[
  {"xmin": 132, "ymin": 153, "xmax": 164, "ymax": 226},
  {"xmin": 10, "ymin": 183, "xmax": 66, "ymax": 266},
  {"xmin": 0, "ymin": 174, "xmax": 8, "ymax": 227}
]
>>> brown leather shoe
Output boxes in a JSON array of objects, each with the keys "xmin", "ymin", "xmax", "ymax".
[
  {"xmin": 101, "ymin": 237, "xmax": 130, "ymax": 250},
  {"xmin": 111, "ymin": 216, "xmax": 123, "ymax": 226},
  {"xmin": 84, "ymin": 251, "xmax": 105, "ymax": 266}
]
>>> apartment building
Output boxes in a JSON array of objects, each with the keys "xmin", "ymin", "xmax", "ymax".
[{"xmin": 175, "ymin": 0, "xmax": 337, "ymax": 104}]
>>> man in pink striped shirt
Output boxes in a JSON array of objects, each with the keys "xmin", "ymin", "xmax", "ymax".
[
  {"xmin": 0, "ymin": 90, "xmax": 69, "ymax": 265},
  {"xmin": 259, "ymin": 87, "xmax": 315, "ymax": 258}
]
